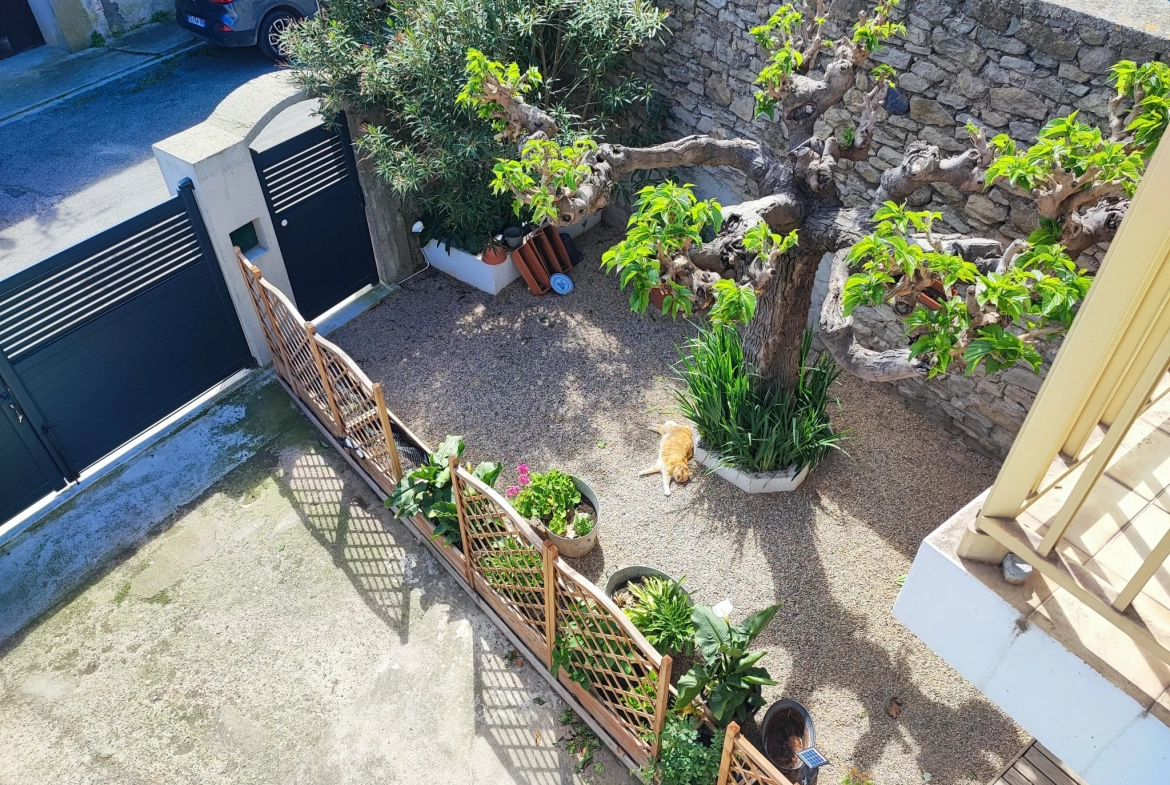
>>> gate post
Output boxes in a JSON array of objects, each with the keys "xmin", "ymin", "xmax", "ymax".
[{"xmin": 153, "ymin": 72, "xmax": 308, "ymax": 367}]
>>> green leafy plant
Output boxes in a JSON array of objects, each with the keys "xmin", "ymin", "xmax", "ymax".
[
  {"xmin": 491, "ymin": 136, "xmax": 599, "ymax": 223},
  {"xmin": 559, "ymin": 708, "xmax": 602, "ymax": 772},
  {"xmin": 675, "ymin": 326, "xmax": 844, "ymax": 473},
  {"xmin": 1111, "ymin": 60, "xmax": 1170, "ymax": 157},
  {"xmin": 282, "ymin": 0, "xmax": 665, "ymax": 251},
  {"xmin": 639, "ymin": 713, "xmax": 724, "ymax": 785},
  {"xmin": 602, "ymin": 182, "xmax": 723, "ymax": 316},
  {"xmin": 456, "ymin": 48, "xmax": 544, "ymax": 133},
  {"xmin": 572, "ymin": 512, "xmax": 595, "ymax": 536},
  {"xmin": 511, "ymin": 467, "xmax": 583, "ymax": 536},
  {"xmin": 385, "ymin": 435, "xmax": 501, "ymax": 547},
  {"xmin": 843, "ymin": 201, "xmax": 1091, "ymax": 378},
  {"xmin": 850, "ymin": 0, "xmax": 905, "ymax": 53},
  {"xmin": 623, "ymin": 576, "xmax": 695, "ymax": 657},
  {"xmin": 676, "ymin": 603, "xmax": 780, "ymax": 727}
]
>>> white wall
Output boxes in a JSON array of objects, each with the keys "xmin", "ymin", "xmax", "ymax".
[{"xmin": 894, "ymin": 499, "xmax": 1170, "ymax": 785}]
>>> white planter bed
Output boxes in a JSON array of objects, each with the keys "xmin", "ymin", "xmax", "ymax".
[
  {"xmin": 420, "ymin": 240, "xmax": 521, "ymax": 295},
  {"xmin": 690, "ymin": 425, "xmax": 809, "ymax": 493}
]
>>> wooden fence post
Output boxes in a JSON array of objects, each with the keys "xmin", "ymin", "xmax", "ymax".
[
  {"xmin": 450, "ymin": 457, "xmax": 476, "ymax": 586},
  {"xmin": 649, "ymin": 654, "xmax": 673, "ymax": 758},
  {"xmin": 717, "ymin": 722, "xmax": 740, "ymax": 785},
  {"xmin": 306, "ymin": 325, "xmax": 344, "ymax": 437},
  {"xmin": 372, "ymin": 383, "xmax": 404, "ymax": 482},
  {"xmin": 542, "ymin": 540, "xmax": 559, "ymax": 668},
  {"xmin": 246, "ymin": 259, "xmax": 289, "ymax": 380}
]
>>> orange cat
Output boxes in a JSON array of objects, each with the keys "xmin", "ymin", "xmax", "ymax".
[{"xmin": 640, "ymin": 421, "xmax": 694, "ymax": 496}]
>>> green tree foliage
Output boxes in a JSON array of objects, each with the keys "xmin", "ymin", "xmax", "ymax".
[
  {"xmin": 281, "ymin": 0, "xmax": 666, "ymax": 251},
  {"xmin": 843, "ymin": 202, "xmax": 1092, "ymax": 377},
  {"xmin": 601, "ymin": 182, "xmax": 723, "ymax": 316}
]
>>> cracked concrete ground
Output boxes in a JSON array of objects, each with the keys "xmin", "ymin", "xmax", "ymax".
[{"xmin": 0, "ymin": 402, "xmax": 630, "ymax": 785}]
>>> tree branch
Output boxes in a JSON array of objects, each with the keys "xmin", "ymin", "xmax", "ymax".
[
  {"xmin": 820, "ymin": 249, "xmax": 930, "ymax": 382},
  {"xmin": 873, "ymin": 141, "xmax": 986, "ymax": 206}
]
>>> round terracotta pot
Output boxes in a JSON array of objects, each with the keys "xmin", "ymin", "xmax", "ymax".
[
  {"xmin": 545, "ymin": 475, "xmax": 598, "ymax": 558},
  {"xmin": 648, "ymin": 285, "xmax": 670, "ymax": 312},
  {"xmin": 482, "ymin": 245, "xmax": 508, "ymax": 265}
]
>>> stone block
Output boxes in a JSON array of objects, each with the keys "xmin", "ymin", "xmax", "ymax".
[
  {"xmin": 956, "ymin": 69, "xmax": 989, "ymax": 100},
  {"xmin": 961, "ymin": 0, "xmax": 1012, "ymax": 32},
  {"xmin": 990, "ymin": 87, "xmax": 1048, "ymax": 120},
  {"xmin": 730, "ymin": 95, "xmax": 755, "ymax": 122},
  {"xmin": 1078, "ymin": 46, "xmax": 1119, "ymax": 75},
  {"xmin": 1002, "ymin": 365, "xmax": 1044, "ymax": 393},
  {"xmin": 999, "ymin": 56, "xmax": 1035, "ymax": 74},
  {"xmin": 874, "ymin": 47, "xmax": 913, "ymax": 70},
  {"xmin": 898, "ymin": 72, "xmax": 932, "ymax": 94},
  {"xmin": 1080, "ymin": 27, "xmax": 1107, "ymax": 46},
  {"xmin": 920, "ymin": 124, "xmax": 966, "ymax": 152},
  {"xmin": 705, "ymin": 74, "xmax": 733, "ymax": 107},
  {"xmin": 1058, "ymin": 62, "xmax": 1091, "ymax": 83},
  {"xmin": 932, "ymin": 30, "xmax": 988, "ymax": 70},
  {"xmin": 975, "ymin": 28, "xmax": 1028, "ymax": 56},
  {"xmin": 910, "ymin": 97, "xmax": 955, "ymax": 126},
  {"xmin": 912, "ymin": 59, "xmax": 948, "ymax": 83},
  {"xmin": 1016, "ymin": 18, "xmax": 1078, "ymax": 60}
]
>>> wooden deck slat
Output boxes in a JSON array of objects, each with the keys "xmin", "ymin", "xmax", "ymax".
[{"xmin": 992, "ymin": 741, "xmax": 1088, "ymax": 785}]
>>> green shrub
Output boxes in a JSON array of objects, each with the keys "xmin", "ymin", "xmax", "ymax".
[
  {"xmin": 282, "ymin": 0, "xmax": 666, "ymax": 251},
  {"xmin": 623, "ymin": 576, "xmax": 694, "ymax": 656},
  {"xmin": 674, "ymin": 325, "xmax": 844, "ymax": 474},
  {"xmin": 639, "ymin": 713, "xmax": 724, "ymax": 785}
]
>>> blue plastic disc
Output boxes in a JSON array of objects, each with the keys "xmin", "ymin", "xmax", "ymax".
[{"xmin": 550, "ymin": 273, "xmax": 574, "ymax": 295}]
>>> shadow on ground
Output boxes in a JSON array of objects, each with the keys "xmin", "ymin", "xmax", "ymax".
[{"xmin": 329, "ymin": 224, "xmax": 1027, "ymax": 784}]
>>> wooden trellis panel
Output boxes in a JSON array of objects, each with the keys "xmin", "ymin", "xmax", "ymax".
[
  {"xmin": 451, "ymin": 467, "xmax": 549, "ymax": 656},
  {"xmin": 312, "ymin": 334, "xmax": 406, "ymax": 494},
  {"xmin": 718, "ymin": 724, "xmax": 793, "ymax": 785},
  {"xmin": 552, "ymin": 559, "xmax": 664, "ymax": 763}
]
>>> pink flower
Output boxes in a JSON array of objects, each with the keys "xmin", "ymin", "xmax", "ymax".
[
  {"xmin": 518, "ymin": 474, "xmax": 530, "ymax": 485},
  {"xmin": 517, "ymin": 463, "xmax": 529, "ymax": 475},
  {"xmin": 505, "ymin": 486, "xmax": 521, "ymax": 498}
]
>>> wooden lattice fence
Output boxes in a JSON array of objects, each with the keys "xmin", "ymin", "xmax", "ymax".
[{"xmin": 235, "ymin": 250, "xmax": 793, "ymax": 783}]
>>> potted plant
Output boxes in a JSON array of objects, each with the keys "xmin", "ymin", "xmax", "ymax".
[
  {"xmin": 385, "ymin": 435, "xmax": 501, "ymax": 547},
  {"xmin": 482, "ymin": 235, "xmax": 508, "ymax": 265},
  {"xmin": 502, "ymin": 225, "xmax": 526, "ymax": 249},
  {"xmin": 638, "ymin": 712, "xmax": 724, "ymax": 785},
  {"xmin": 760, "ymin": 699, "xmax": 819, "ymax": 785},
  {"xmin": 507, "ymin": 464, "xmax": 598, "ymax": 557},
  {"xmin": 607, "ymin": 571, "xmax": 695, "ymax": 659},
  {"xmin": 676, "ymin": 602, "xmax": 780, "ymax": 728}
]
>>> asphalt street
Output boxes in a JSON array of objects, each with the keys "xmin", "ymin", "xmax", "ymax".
[{"xmin": 0, "ymin": 44, "xmax": 277, "ymax": 279}]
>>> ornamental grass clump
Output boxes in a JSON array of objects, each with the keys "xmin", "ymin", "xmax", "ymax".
[
  {"xmin": 675, "ymin": 325, "xmax": 844, "ymax": 474},
  {"xmin": 623, "ymin": 576, "xmax": 695, "ymax": 657}
]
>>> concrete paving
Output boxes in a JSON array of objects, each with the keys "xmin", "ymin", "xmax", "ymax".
[
  {"xmin": 0, "ymin": 392, "xmax": 631, "ymax": 785},
  {"xmin": 0, "ymin": 32, "xmax": 277, "ymax": 279}
]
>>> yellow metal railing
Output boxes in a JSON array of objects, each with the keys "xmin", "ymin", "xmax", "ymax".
[{"xmin": 965, "ymin": 140, "xmax": 1170, "ymax": 663}]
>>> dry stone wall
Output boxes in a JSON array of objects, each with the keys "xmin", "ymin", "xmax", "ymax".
[{"xmin": 630, "ymin": 0, "xmax": 1170, "ymax": 456}]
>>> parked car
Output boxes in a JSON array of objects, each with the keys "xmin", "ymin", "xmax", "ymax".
[{"xmin": 175, "ymin": 0, "xmax": 317, "ymax": 60}]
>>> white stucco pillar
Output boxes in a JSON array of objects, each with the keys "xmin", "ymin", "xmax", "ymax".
[{"xmin": 152, "ymin": 72, "xmax": 308, "ymax": 366}]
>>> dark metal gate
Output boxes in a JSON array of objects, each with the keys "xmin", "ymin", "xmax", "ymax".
[
  {"xmin": 252, "ymin": 114, "xmax": 379, "ymax": 321},
  {"xmin": 0, "ymin": 181, "xmax": 253, "ymax": 523}
]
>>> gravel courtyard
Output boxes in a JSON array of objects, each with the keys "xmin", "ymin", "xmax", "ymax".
[{"xmin": 331, "ymin": 224, "xmax": 1030, "ymax": 784}]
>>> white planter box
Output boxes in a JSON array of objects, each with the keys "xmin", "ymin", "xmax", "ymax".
[
  {"xmin": 562, "ymin": 212, "xmax": 601, "ymax": 238},
  {"xmin": 421, "ymin": 240, "xmax": 521, "ymax": 295},
  {"xmin": 690, "ymin": 425, "xmax": 809, "ymax": 493}
]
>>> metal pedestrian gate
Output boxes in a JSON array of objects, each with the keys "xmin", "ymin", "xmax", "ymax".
[
  {"xmin": 252, "ymin": 113, "xmax": 379, "ymax": 321},
  {"xmin": 0, "ymin": 181, "xmax": 253, "ymax": 523}
]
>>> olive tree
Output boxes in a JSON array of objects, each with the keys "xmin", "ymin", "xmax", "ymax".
[{"xmin": 460, "ymin": 0, "xmax": 1169, "ymax": 390}]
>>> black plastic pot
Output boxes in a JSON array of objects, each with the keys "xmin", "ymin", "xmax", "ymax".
[
  {"xmin": 604, "ymin": 565, "xmax": 672, "ymax": 598},
  {"xmin": 761, "ymin": 699, "xmax": 818, "ymax": 785}
]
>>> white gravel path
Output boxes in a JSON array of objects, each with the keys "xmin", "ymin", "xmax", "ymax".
[{"xmin": 330, "ymin": 225, "xmax": 1029, "ymax": 785}]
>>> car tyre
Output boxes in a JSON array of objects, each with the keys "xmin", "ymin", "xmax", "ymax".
[{"xmin": 258, "ymin": 9, "xmax": 299, "ymax": 62}]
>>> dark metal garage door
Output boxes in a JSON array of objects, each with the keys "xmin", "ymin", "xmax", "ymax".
[
  {"xmin": 0, "ymin": 0, "xmax": 45, "ymax": 60},
  {"xmin": 252, "ymin": 114, "xmax": 379, "ymax": 321},
  {"xmin": 0, "ymin": 181, "xmax": 253, "ymax": 523}
]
